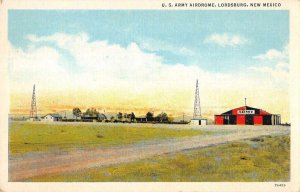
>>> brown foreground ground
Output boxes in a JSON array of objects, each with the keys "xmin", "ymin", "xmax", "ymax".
[{"xmin": 9, "ymin": 122, "xmax": 290, "ymax": 181}]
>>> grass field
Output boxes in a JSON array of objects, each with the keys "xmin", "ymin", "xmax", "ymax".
[
  {"xmin": 9, "ymin": 121, "xmax": 204, "ymax": 156},
  {"xmin": 28, "ymin": 135, "xmax": 290, "ymax": 182}
]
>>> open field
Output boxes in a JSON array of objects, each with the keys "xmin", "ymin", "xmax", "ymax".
[
  {"xmin": 28, "ymin": 135, "xmax": 290, "ymax": 182},
  {"xmin": 9, "ymin": 122, "xmax": 289, "ymax": 181},
  {"xmin": 9, "ymin": 121, "xmax": 205, "ymax": 156}
]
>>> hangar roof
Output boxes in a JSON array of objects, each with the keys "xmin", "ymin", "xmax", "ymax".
[{"xmin": 220, "ymin": 106, "xmax": 271, "ymax": 115}]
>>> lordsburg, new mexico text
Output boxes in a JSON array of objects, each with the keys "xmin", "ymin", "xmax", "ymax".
[{"xmin": 162, "ymin": 3, "xmax": 282, "ymax": 8}]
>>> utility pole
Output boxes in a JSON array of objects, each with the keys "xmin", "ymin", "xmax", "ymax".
[
  {"xmin": 29, "ymin": 84, "xmax": 37, "ymax": 119},
  {"xmin": 245, "ymin": 98, "xmax": 247, "ymax": 106}
]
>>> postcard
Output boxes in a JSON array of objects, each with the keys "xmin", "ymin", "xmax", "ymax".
[{"xmin": 0, "ymin": 0, "xmax": 300, "ymax": 191}]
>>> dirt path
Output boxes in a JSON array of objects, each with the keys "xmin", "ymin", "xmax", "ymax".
[{"xmin": 9, "ymin": 126, "xmax": 290, "ymax": 181}]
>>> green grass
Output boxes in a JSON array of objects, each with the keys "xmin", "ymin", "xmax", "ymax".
[
  {"xmin": 28, "ymin": 135, "xmax": 290, "ymax": 182},
  {"xmin": 9, "ymin": 121, "xmax": 204, "ymax": 156}
]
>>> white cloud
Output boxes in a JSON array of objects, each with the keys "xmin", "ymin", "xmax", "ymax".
[
  {"xmin": 204, "ymin": 33, "xmax": 248, "ymax": 47},
  {"xmin": 9, "ymin": 33, "xmax": 289, "ymax": 121},
  {"xmin": 9, "ymin": 45, "xmax": 67, "ymax": 84},
  {"xmin": 253, "ymin": 45, "xmax": 288, "ymax": 61},
  {"xmin": 249, "ymin": 62, "xmax": 289, "ymax": 82},
  {"xmin": 137, "ymin": 38, "xmax": 195, "ymax": 56},
  {"xmin": 22, "ymin": 33, "xmax": 201, "ymax": 90},
  {"xmin": 27, "ymin": 32, "xmax": 90, "ymax": 49},
  {"xmin": 254, "ymin": 49, "xmax": 284, "ymax": 60},
  {"xmin": 250, "ymin": 45, "xmax": 289, "ymax": 82}
]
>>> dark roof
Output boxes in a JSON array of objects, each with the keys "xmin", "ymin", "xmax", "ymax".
[
  {"xmin": 98, "ymin": 114, "xmax": 107, "ymax": 118},
  {"xmin": 221, "ymin": 106, "xmax": 271, "ymax": 115}
]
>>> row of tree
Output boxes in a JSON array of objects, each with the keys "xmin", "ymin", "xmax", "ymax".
[
  {"xmin": 72, "ymin": 108, "xmax": 172, "ymax": 123},
  {"xmin": 146, "ymin": 112, "xmax": 170, "ymax": 122},
  {"xmin": 116, "ymin": 112, "xmax": 136, "ymax": 122}
]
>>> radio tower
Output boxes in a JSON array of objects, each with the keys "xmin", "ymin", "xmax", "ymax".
[
  {"xmin": 30, "ymin": 84, "xmax": 37, "ymax": 119},
  {"xmin": 193, "ymin": 79, "xmax": 201, "ymax": 119}
]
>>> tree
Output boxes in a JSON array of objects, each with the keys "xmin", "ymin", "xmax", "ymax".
[
  {"xmin": 117, "ymin": 112, "xmax": 123, "ymax": 121},
  {"xmin": 73, "ymin": 108, "xmax": 81, "ymax": 121},
  {"xmin": 83, "ymin": 108, "xmax": 99, "ymax": 117},
  {"xmin": 110, "ymin": 116, "xmax": 115, "ymax": 122},
  {"xmin": 168, "ymin": 115, "xmax": 174, "ymax": 123},
  {"xmin": 123, "ymin": 113, "xmax": 130, "ymax": 122},
  {"xmin": 156, "ymin": 112, "xmax": 168, "ymax": 123},
  {"xmin": 161, "ymin": 112, "xmax": 168, "ymax": 122},
  {"xmin": 131, "ymin": 112, "xmax": 136, "ymax": 122},
  {"xmin": 146, "ymin": 112, "xmax": 154, "ymax": 122}
]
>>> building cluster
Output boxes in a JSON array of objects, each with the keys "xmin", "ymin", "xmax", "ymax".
[{"xmin": 38, "ymin": 109, "xmax": 173, "ymax": 124}]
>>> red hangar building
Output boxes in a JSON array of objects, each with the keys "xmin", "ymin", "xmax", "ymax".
[{"xmin": 215, "ymin": 106, "xmax": 281, "ymax": 125}]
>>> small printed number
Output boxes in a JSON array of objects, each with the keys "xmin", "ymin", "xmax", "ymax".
[{"xmin": 275, "ymin": 184, "xmax": 286, "ymax": 187}]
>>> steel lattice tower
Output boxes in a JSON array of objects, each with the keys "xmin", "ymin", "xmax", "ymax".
[
  {"xmin": 193, "ymin": 79, "xmax": 201, "ymax": 119},
  {"xmin": 30, "ymin": 84, "xmax": 37, "ymax": 119}
]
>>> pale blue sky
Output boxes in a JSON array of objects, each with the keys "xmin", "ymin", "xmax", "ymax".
[
  {"xmin": 8, "ymin": 10, "xmax": 290, "ymax": 120},
  {"xmin": 9, "ymin": 10, "xmax": 289, "ymax": 72}
]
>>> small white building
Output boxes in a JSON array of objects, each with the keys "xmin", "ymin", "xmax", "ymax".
[
  {"xmin": 42, "ymin": 114, "xmax": 62, "ymax": 122},
  {"xmin": 190, "ymin": 118, "xmax": 207, "ymax": 126},
  {"xmin": 27, "ymin": 117, "xmax": 40, "ymax": 122}
]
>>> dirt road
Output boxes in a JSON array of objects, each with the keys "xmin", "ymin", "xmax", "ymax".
[{"xmin": 9, "ymin": 126, "xmax": 290, "ymax": 181}]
